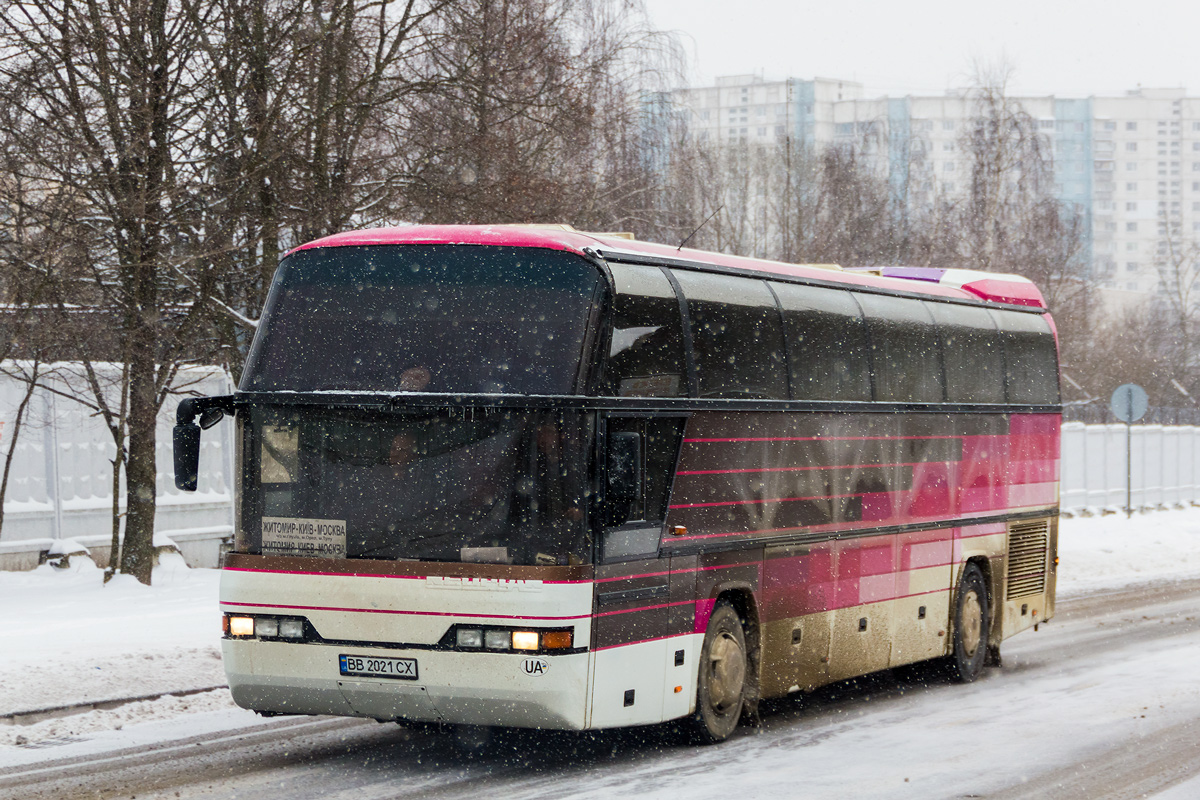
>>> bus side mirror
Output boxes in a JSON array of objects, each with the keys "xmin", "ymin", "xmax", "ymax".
[
  {"xmin": 174, "ymin": 397, "xmax": 204, "ymax": 492},
  {"xmin": 604, "ymin": 431, "xmax": 642, "ymax": 527},
  {"xmin": 173, "ymin": 397, "xmax": 233, "ymax": 492},
  {"xmin": 174, "ymin": 422, "xmax": 201, "ymax": 491},
  {"xmin": 199, "ymin": 407, "xmax": 224, "ymax": 430}
]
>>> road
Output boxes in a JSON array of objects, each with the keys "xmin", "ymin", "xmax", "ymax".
[{"xmin": 4, "ymin": 578, "xmax": 1200, "ymax": 800}]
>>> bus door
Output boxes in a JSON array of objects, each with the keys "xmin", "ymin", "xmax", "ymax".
[{"xmin": 590, "ymin": 414, "xmax": 687, "ymax": 727}]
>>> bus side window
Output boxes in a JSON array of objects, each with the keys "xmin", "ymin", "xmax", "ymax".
[
  {"xmin": 603, "ymin": 265, "xmax": 687, "ymax": 397},
  {"xmin": 644, "ymin": 418, "xmax": 685, "ymax": 522},
  {"xmin": 989, "ymin": 309, "xmax": 1061, "ymax": 405},
  {"xmin": 771, "ymin": 281, "xmax": 871, "ymax": 402},
  {"xmin": 672, "ymin": 271, "xmax": 787, "ymax": 400},
  {"xmin": 605, "ymin": 416, "xmax": 686, "ymax": 524},
  {"xmin": 857, "ymin": 293, "xmax": 946, "ymax": 403},
  {"xmin": 927, "ymin": 302, "xmax": 1006, "ymax": 404}
]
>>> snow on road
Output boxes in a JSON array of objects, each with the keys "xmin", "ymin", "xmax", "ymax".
[
  {"xmin": 2, "ymin": 508, "xmax": 1200, "ymax": 792},
  {"xmin": 564, "ymin": 583, "xmax": 1200, "ymax": 800}
]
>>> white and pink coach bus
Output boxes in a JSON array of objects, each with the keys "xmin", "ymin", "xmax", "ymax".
[{"xmin": 174, "ymin": 225, "xmax": 1059, "ymax": 744}]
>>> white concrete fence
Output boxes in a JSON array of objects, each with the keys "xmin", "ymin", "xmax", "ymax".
[
  {"xmin": 1, "ymin": 376, "xmax": 1195, "ymax": 571},
  {"xmin": 1060, "ymin": 421, "xmax": 1200, "ymax": 515},
  {"xmin": 0, "ymin": 362, "xmax": 235, "ymax": 571}
]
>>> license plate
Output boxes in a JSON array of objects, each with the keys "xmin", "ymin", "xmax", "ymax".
[{"xmin": 339, "ymin": 654, "xmax": 418, "ymax": 680}]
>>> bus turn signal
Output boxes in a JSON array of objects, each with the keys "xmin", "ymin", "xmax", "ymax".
[{"xmin": 541, "ymin": 630, "xmax": 573, "ymax": 649}]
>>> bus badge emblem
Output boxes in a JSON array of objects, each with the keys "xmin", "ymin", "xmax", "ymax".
[{"xmin": 522, "ymin": 658, "xmax": 550, "ymax": 676}]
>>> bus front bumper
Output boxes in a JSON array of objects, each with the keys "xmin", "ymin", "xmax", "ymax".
[{"xmin": 223, "ymin": 639, "xmax": 590, "ymax": 730}]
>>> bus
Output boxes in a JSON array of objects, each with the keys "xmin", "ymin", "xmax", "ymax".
[{"xmin": 174, "ymin": 224, "xmax": 1059, "ymax": 744}]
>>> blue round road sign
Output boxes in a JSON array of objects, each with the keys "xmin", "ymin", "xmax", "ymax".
[{"xmin": 1110, "ymin": 383, "xmax": 1148, "ymax": 423}]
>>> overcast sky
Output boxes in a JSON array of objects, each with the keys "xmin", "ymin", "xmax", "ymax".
[{"xmin": 643, "ymin": 0, "xmax": 1196, "ymax": 99}]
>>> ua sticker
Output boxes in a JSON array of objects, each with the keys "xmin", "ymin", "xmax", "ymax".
[{"xmin": 521, "ymin": 658, "xmax": 550, "ymax": 676}]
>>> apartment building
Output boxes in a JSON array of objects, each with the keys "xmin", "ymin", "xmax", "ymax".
[
  {"xmin": 674, "ymin": 76, "xmax": 1200, "ymax": 296},
  {"xmin": 675, "ymin": 74, "xmax": 862, "ymax": 148}
]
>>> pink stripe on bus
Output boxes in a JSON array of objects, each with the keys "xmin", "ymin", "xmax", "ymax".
[
  {"xmin": 693, "ymin": 598, "xmax": 717, "ymax": 633},
  {"xmin": 676, "ymin": 460, "xmax": 942, "ymax": 476},
  {"xmin": 595, "ymin": 561, "xmax": 753, "ymax": 584},
  {"xmin": 595, "ymin": 570, "xmax": 674, "ymax": 583},
  {"xmin": 698, "ymin": 561, "xmax": 761, "ymax": 573},
  {"xmin": 683, "ymin": 435, "xmax": 961, "ymax": 443},
  {"xmin": 221, "ymin": 600, "xmax": 590, "ymax": 621},
  {"xmin": 594, "ymin": 633, "xmax": 692, "ymax": 652},
  {"xmin": 671, "ymin": 491, "xmax": 860, "ymax": 510},
  {"xmin": 670, "ymin": 509, "xmax": 1045, "ymax": 541},
  {"xmin": 595, "ymin": 600, "xmax": 695, "ymax": 618}
]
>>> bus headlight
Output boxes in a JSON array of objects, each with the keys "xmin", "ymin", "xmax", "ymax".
[
  {"xmin": 511, "ymin": 631, "xmax": 540, "ymax": 651},
  {"xmin": 225, "ymin": 614, "xmax": 307, "ymax": 640},
  {"xmin": 457, "ymin": 628, "xmax": 483, "ymax": 648},
  {"xmin": 449, "ymin": 625, "xmax": 575, "ymax": 652},
  {"xmin": 279, "ymin": 619, "xmax": 305, "ymax": 639},
  {"xmin": 485, "ymin": 630, "xmax": 512, "ymax": 650}
]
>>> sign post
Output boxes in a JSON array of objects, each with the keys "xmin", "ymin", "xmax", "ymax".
[{"xmin": 1110, "ymin": 383, "xmax": 1149, "ymax": 518}]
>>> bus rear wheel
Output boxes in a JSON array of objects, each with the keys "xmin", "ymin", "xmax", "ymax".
[
  {"xmin": 690, "ymin": 600, "xmax": 747, "ymax": 743},
  {"xmin": 950, "ymin": 563, "xmax": 989, "ymax": 683}
]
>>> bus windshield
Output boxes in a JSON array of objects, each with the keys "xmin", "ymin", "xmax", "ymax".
[
  {"xmin": 241, "ymin": 407, "xmax": 594, "ymax": 565},
  {"xmin": 241, "ymin": 245, "xmax": 603, "ymax": 395}
]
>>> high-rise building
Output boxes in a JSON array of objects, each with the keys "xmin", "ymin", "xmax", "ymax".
[
  {"xmin": 674, "ymin": 74, "xmax": 863, "ymax": 149},
  {"xmin": 674, "ymin": 76, "xmax": 1200, "ymax": 297}
]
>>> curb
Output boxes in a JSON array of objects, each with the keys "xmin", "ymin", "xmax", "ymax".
[{"xmin": 1, "ymin": 685, "xmax": 229, "ymax": 727}]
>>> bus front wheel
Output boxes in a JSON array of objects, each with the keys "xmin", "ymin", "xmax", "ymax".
[
  {"xmin": 950, "ymin": 563, "xmax": 989, "ymax": 683},
  {"xmin": 690, "ymin": 600, "xmax": 748, "ymax": 743}
]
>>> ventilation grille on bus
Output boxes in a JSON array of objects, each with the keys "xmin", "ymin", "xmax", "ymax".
[{"xmin": 1006, "ymin": 520, "xmax": 1050, "ymax": 600}]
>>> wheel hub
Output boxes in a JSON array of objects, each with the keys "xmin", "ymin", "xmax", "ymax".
[
  {"xmin": 708, "ymin": 631, "xmax": 746, "ymax": 711},
  {"xmin": 961, "ymin": 590, "xmax": 983, "ymax": 657}
]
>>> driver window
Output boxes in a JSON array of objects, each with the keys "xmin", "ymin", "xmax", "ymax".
[
  {"xmin": 672, "ymin": 270, "xmax": 787, "ymax": 399},
  {"xmin": 606, "ymin": 416, "xmax": 686, "ymax": 523}
]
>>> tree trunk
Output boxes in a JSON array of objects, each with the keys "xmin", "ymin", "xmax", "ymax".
[
  {"xmin": 121, "ymin": 352, "xmax": 158, "ymax": 585},
  {"xmin": 104, "ymin": 364, "xmax": 128, "ymax": 583},
  {"xmin": 104, "ymin": 450, "xmax": 124, "ymax": 582}
]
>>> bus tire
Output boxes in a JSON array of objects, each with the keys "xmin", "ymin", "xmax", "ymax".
[
  {"xmin": 951, "ymin": 563, "xmax": 989, "ymax": 683},
  {"xmin": 690, "ymin": 600, "xmax": 748, "ymax": 743}
]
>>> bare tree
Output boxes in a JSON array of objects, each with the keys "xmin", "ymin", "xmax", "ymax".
[
  {"xmin": 958, "ymin": 61, "xmax": 1054, "ymax": 273},
  {"xmin": 404, "ymin": 0, "xmax": 678, "ymax": 229},
  {"xmin": 802, "ymin": 144, "xmax": 902, "ymax": 265},
  {"xmin": 0, "ymin": 0, "xmax": 217, "ymax": 584},
  {"xmin": 189, "ymin": 0, "xmax": 451, "ymax": 381},
  {"xmin": 937, "ymin": 63, "xmax": 1094, "ymax": 383},
  {"xmin": 1150, "ymin": 209, "xmax": 1200, "ymax": 390},
  {"xmin": 1069, "ymin": 300, "xmax": 1176, "ymax": 407}
]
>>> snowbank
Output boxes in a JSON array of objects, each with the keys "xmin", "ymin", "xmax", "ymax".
[
  {"xmin": 1058, "ymin": 506, "xmax": 1200, "ymax": 595},
  {"xmin": 0, "ymin": 553, "xmax": 227, "ymax": 717}
]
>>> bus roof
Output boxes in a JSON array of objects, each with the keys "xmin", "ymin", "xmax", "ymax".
[{"xmin": 290, "ymin": 224, "xmax": 1047, "ymax": 309}]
